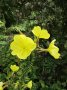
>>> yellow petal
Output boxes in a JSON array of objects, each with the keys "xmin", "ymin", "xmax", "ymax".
[
  {"xmin": 48, "ymin": 47, "xmax": 60, "ymax": 59},
  {"xmin": 49, "ymin": 39, "xmax": 56, "ymax": 47},
  {"xmin": 26, "ymin": 80, "xmax": 32, "ymax": 89},
  {"xmin": 26, "ymin": 37, "xmax": 36, "ymax": 51},
  {"xmin": 39, "ymin": 29, "xmax": 50, "ymax": 39},
  {"xmin": 47, "ymin": 39, "xmax": 60, "ymax": 59},
  {"xmin": 14, "ymin": 34, "xmax": 26, "ymax": 42},
  {"xmin": 10, "ymin": 41, "xmax": 24, "ymax": 55},
  {"xmin": 10, "ymin": 34, "xmax": 36, "ymax": 59},
  {"xmin": 17, "ymin": 50, "xmax": 31, "ymax": 59},
  {"xmin": 32, "ymin": 26, "xmax": 41, "ymax": 37},
  {"xmin": 10, "ymin": 65, "xmax": 19, "ymax": 72},
  {"xmin": 10, "ymin": 35, "xmax": 26, "ymax": 51},
  {"xmin": 32, "ymin": 26, "xmax": 50, "ymax": 39},
  {"xmin": 0, "ymin": 86, "xmax": 3, "ymax": 90}
]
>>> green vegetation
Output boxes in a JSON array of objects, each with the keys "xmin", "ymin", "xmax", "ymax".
[{"xmin": 0, "ymin": 0, "xmax": 67, "ymax": 90}]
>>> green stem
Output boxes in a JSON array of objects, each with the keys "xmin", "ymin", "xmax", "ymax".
[
  {"xmin": 36, "ymin": 47, "xmax": 48, "ymax": 52},
  {"xmin": 16, "ymin": 29, "xmax": 23, "ymax": 34},
  {"xmin": 34, "ymin": 36, "xmax": 39, "ymax": 47}
]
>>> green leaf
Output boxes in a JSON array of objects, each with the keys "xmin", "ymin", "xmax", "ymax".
[{"xmin": 0, "ymin": 41, "xmax": 7, "ymax": 45}]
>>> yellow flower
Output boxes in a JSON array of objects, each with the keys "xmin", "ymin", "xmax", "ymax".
[
  {"xmin": 10, "ymin": 65, "xmax": 19, "ymax": 72},
  {"xmin": 47, "ymin": 39, "xmax": 60, "ymax": 59},
  {"xmin": 32, "ymin": 26, "xmax": 50, "ymax": 39},
  {"xmin": 26, "ymin": 80, "xmax": 32, "ymax": 89},
  {"xmin": 0, "ymin": 87, "xmax": 3, "ymax": 90},
  {"xmin": 10, "ymin": 34, "xmax": 36, "ymax": 59},
  {"xmin": 0, "ymin": 82, "xmax": 4, "ymax": 90}
]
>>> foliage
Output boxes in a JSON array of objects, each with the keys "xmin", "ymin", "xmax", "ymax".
[{"xmin": 0, "ymin": 0, "xmax": 67, "ymax": 90}]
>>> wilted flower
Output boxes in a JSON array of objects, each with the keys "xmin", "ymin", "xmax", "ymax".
[
  {"xmin": 10, "ymin": 34, "xmax": 36, "ymax": 59},
  {"xmin": 32, "ymin": 26, "xmax": 50, "ymax": 39},
  {"xmin": 47, "ymin": 39, "xmax": 60, "ymax": 59},
  {"xmin": 10, "ymin": 65, "xmax": 19, "ymax": 72}
]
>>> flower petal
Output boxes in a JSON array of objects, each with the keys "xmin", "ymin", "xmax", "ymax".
[
  {"xmin": 39, "ymin": 29, "xmax": 50, "ymax": 39},
  {"xmin": 32, "ymin": 26, "xmax": 41, "ymax": 37},
  {"xmin": 10, "ymin": 34, "xmax": 36, "ymax": 59},
  {"xmin": 49, "ymin": 47, "xmax": 60, "ymax": 59},
  {"xmin": 47, "ymin": 39, "xmax": 60, "ymax": 59},
  {"xmin": 10, "ymin": 65, "xmax": 19, "ymax": 72},
  {"xmin": 17, "ymin": 50, "xmax": 31, "ymax": 59}
]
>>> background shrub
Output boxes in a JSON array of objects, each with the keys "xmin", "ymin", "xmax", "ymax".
[{"xmin": 0, "ymin": 0, "xmax": 67, "ymax": 90}]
